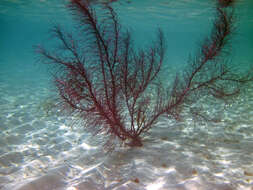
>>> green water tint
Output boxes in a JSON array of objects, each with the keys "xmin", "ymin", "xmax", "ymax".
[{"xmin": 1, "ymin": 0, "xmax": 253, "ymax": 189}]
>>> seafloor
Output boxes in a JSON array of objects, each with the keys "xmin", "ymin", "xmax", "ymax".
[
  {"xmin": 1, "ymin": 67, "xmax": 253, "ymax": 189},
  {"xmin": 1, "ymin": 0, "xmax": 253, "ymax": 189}
]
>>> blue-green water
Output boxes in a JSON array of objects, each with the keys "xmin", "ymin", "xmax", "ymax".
[{"xmin": 1, "ymin": 0, "xmax": 253, "ymax": 189}]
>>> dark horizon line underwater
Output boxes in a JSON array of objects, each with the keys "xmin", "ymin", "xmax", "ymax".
[{"xmin": 1, "ymin": 0, "xmax": 253, "ymax": 189}]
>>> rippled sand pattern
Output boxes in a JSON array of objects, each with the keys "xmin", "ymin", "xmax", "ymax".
[{"xmin": 1, "ymin": 73, "xmax": 253, "ymax": 190}]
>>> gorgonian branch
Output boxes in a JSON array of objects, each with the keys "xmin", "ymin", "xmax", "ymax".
[{"xmin": 37, "ymin": 0, "xmax": 253, "ymax": 148}]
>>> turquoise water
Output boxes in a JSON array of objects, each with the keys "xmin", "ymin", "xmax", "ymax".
[{"xmin": 1, "ymin": 0, "xmax": 253, "ymax": 189}]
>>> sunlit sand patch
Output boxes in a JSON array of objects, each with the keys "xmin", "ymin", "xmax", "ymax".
[
  {"xmin": 217, "ymin": 159, "xmax": 231, "ymax": 165},
  {"xmin": 163, "ymin": 166, "xmax": 176, "ymax": 174},
  {"xmin": 66, "ymin": 187, "xmax": 78, "ymax": 190},
  {"xmin": 59, "ymin": 124, "xmax": 68, "ymax": 130},
  {"xmin": 146, "ymin": 177, "xmax": 165, "ymax": 190},
  {"xmin": 214, "ymin": 172, "xmax": 225, "ymax": 177},
  {"xmin": 79, "ymin": 142, "xmax": 96, "ymax": 150}
]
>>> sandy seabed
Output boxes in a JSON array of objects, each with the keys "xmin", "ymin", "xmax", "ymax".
[{"xmin": 1, "ymin": 76, "xmax": 253, "ymax": 190}]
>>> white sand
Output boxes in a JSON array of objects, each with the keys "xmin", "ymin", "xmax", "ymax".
[{"xmin": 1, "ymin": 79, "xmax": 253, "ymax": 190}]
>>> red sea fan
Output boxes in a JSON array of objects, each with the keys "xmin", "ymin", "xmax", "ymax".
[
  {"xmin": 37, "ymin": 0, "xmax": 253, "ymax": 148},
  {"xmin": 38, "ymin": 0, "xmax": 165, "ymax": 147}
]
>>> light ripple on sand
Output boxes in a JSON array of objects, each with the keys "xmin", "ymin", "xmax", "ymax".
[{"xmin": 1, "ymin": 78, "xmax": 253, "ymax": 190}]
